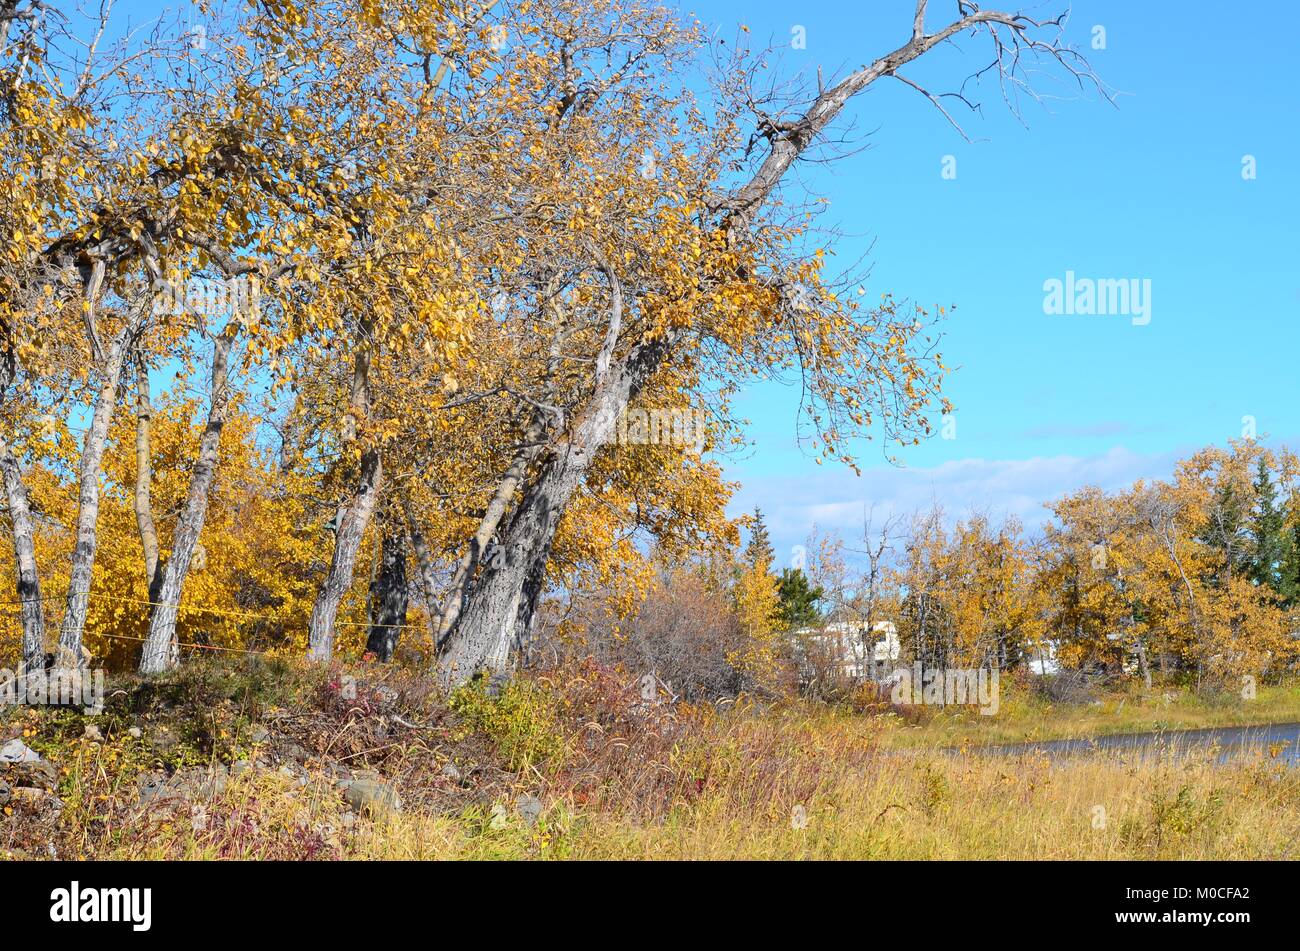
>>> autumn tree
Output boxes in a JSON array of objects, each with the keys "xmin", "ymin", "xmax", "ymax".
[{"xmin": 433, "ymin": 0, "xmax": 1107, "ymax": 687}]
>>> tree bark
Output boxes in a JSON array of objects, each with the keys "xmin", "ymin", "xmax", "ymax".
[
  {"xmin": 366, "ymin": 526, "xmax": 408, "ymax": 661},
  {"xmin": 434, "ymin": 431, "xmax": 540, "ymax": 645},
  {"xmin": 138, "ymin": 331, "xmax": 234, "ymax": 674},
  {"xmin": 308, "ymin": 447, "xmax": 382, "ymax": 660},
  {"xmin": 307, "ymin": 329, "xmax": 381, "ymax": 662},
  {"xmin": 0, "ymin": 435, "xmax": 45, "ymax": 672},
  {"xmin": 437, "ymin": 335, "xmax": 670, "ymax": 687},
  {"xmin": 402, "ymin": 496, "xmax": 442, "ymax": 645},
  {"xmin": 133, "ymin": 352, "xmax": 163, "ymax": 599},
  {"xmin": 56, "ymin": 329, "xmax": 130, "ymax": 667}
]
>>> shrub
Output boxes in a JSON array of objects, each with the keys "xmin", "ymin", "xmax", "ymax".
[{"xmin": 449, "ymin": 678, "xmax": 564, "ymax": 771}]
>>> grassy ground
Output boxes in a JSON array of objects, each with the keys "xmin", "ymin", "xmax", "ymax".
[
  {"xmin": 352, "ymin": 753, "xmax": 1300, "ymax": 860},
  {"xmin": 873, "ymin": 680, "xmax": 1300, "ymax": 750},
  {"xmin": 4, "ymin": 658, "xmax": 1300, "ymax": 860}
]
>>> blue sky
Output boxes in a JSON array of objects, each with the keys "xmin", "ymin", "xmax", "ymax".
[
  {"xmin": 62, "ymin": 0, "xmax": 1298, "ymax": 561},
  {"xmin": 679, "ymin": 0, "xmax": 1300, "ymax": 559}
]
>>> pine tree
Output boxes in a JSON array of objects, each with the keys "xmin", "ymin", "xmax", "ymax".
[
  {"xmin": 777, "ymin": 568, "xmax": 824, "ymax": 630},
  {"xmin": 1250, "ymin": 459, "xmax": 1289, "ymax": 597},
  {"xmin": 745, "ymin": 506, "xmax": 775, "ymax": 570},
  {"xmin": 1281, "ymin": 525, "xmax": 1300, "ymax": 607}
]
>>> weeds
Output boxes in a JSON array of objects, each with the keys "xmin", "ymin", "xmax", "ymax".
[{"xmin": 5, "ymin": 658, "xmax": 1300, "ymax": 860}]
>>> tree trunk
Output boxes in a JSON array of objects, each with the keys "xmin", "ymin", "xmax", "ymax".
[
  {"xmin": 434, "ymin": 429, "xmax": 541, "ymax": 645},
  {"xmin": 307, "ymin": 447, "xmax": 382, "ymax": 661},
  {"xmin": 437, "ymin": 336, "xmax": 670, "ymax": 688},
  {"xmin": 138, "ymin": 332, "xmax": 234, "ymax": 674},
  {"xmin": 402, "ymin": 496, "xmax": 442, "ymax": 645},
  {"xmin": 1135, "ymin": 631, "xmax": 1153, "ymax": 691},
  {"xmin": 133, "ymin": 352, "xmax": 163, "ymax": 599},
  {"xmin": 57, "ymin": 330, "xmax": 130, "ymax": 667},
  {"xmin": 0, "ymin": 436, "xmax": 45, "ymax": 672},
  {"xmin": 307, "ymin": 331, "xmax": 381, "ymax": 662},
  {"xmin": 366, "ymin": 526, "xmax": 408, "ymax": 661}
]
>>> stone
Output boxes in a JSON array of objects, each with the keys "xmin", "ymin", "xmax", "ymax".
[
  {"xmin": 439, "ymin": 762, "xmax": 463, "ymax": 784},
  {"xmin": 1, "ymin": 753, "xmax": 57, "ymax": 792},
  {"xmin": 323, "ymin": 762, "xmax": 351, "ymax": 784},
  {"xmin": 138, "ymin": 765, "xmax": 229, "ymax": 806},
  {"xmin": 515, "ymin": 794, "xmax": 543, "ymax": 826},
  {"xmin": 126, "ymin": 727, "xmax": 142, "ymax": 739},
  {"xmin": 148, "ymin": 725, "xmax": 180, "ymax": 753},
  {"xmin": 137, "ymin": 775, "xmax": 174, "ymax": 805},
  {"xmin": 11, "ymin": 786, "xmax": 62, "ymax": 810},
  {"xmin": 0, "ymin": 779, "xmax": 10, "ymax": 806},
  {"xmin": 278, "ymin": 742, "xmax": 312, "ymax": 764},
  {"xmin": 340, "ymin": 778, "xmax": 402, "ymax": 816},
  {"xmin": 485, "ymin": 672, "xmax": 511, "ymax": 699},
  {"xmin": 177, "ymin": 765, "xmax": 228, "ymax": 800},
  {"xmin": 0, "ymin": 739, "xmax": 42, "ymax": 763},
  {"xmin": 249, "ymin": 726, "xmax": 270, "ymax": 744},
  {"xmin": 277, "ymin": 763, "xmax": 309, "ymax": 787}
]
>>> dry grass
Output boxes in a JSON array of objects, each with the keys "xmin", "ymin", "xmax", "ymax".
[
  {"xmin": 872, "ymin": 679, "xmax": 1300, "ymax": 750},
  {"xmin": 348, "ymin": 705, "xmax": 1300, "ymax": 860},
  {"xmin": 6, "ymin": 658, "xmax": 1300, "ymax": 861}
]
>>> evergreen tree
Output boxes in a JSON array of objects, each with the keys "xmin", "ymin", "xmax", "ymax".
[
  {"xmin": 1281, "ymin": 524, "xmax": 1300, "ymax": 607},
  {"xmin": 777, "ymin": 568, "xmax": 824, "ymax": 630},
  {"xmin": 745, "ymin": 506, "xmax": 775, "ymax": 570},
  {"xmin": 1250, "ymin": 459, "xmax": 1289, "ymax": 597}
]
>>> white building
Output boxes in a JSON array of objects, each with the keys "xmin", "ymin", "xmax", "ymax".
[
  {"xmin": 794, "ymin": 620, "xmax": 900, "ymax": 682},
  {"xmin": 1028, "ymin": 640, "xmax": 1061, "ymax": 676}
]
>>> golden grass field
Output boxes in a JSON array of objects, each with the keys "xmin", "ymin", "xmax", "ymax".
[{"xmin": 5, "ymin": 661, "xmax": 1300, "ymax": 861}]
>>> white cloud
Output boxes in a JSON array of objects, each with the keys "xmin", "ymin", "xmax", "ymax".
[{"xmin": 729, "ymin": 445, "xmax": 1186, "ymax": 556}]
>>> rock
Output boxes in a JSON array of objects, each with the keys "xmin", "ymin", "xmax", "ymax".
[
  {"xmin": 0, "ymin": 740, "xmax": 57, "ymax": 790},
  {"xmin": 340, "ymin": 778, "xmax": 401, "ymax": 816},
  {"xmin": 323, "ymin": 762, "xmax": 351, "ymax": 784},
  {"xmin": 82, "ymin": 724, "xmax": 103, "ymax": 743},
  {"xmin": 278, "ymin": 742, "xmax": 312, "ymax": 765},
  {"xmin": 0, "ymin": 779, "xmax": 10, "ymax": 806},
  {"xmin": 177, "ymin": 765, "xmax": 228, "ymax": 799},
  {"xmin": 137, "ymin": 775, "xmax": 174, "ymax": 805},
  {"xmin": 249, "ymin": 726, "xmax": 270, "ymax": 744},
  {"xmin": 230, "ymin": 759, "xmax": 256, "ymax": 777},
  {"xmin": 10, "ymin": 786, "xmax": 62, "ymax": 811},
  {"xmin": 0, "ymin": 739, "xmax": 42, "ymax": 763},
  {"xmin": 148, "ymin": 725, "xmax": 180, "ymax": 753},
  {"xmin": 126, "ymin": 727, "xmax": 142, "ymax": 740},
  {"xmin": 439, "ymin": 762, "xmax": 463, "ymax": 784},
  {"xmin": 138, "ymin": 765, "xmax": 228, "ymax": 806},
  {"xmin": 339, "ymin": 811, "xmax": 356, "ymax": 830},
  {"xmin": 488, "ymin": 802, "xmax": 509, "ymax": 830},
  {"xmin": 277, "ymin": 763, "xmax": 309, "ymax": 787},
  {"xmin": 485, "ymin": 672, "xmax": 511, "ymax": 699},
  {"xmin": 515, "ymin": 794, "xmax": 543, "ymax": 826},
  {"xmin": 1, "ymin": 752, "xmax": 58, "ymax": 792}
]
